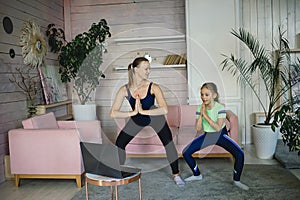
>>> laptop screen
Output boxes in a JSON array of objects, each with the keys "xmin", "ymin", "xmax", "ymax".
[{"xmin": 80, "ymin": 142, "xmax": 139, "ymax": 178}]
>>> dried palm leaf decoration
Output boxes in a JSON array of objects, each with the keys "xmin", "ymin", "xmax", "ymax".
[{"xmin": 19, "ymin": 20, "xmax": 47, "ymax": 68}]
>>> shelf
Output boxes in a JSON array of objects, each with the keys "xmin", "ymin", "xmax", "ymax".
[
  {"xmin": 36, "ymin": 100, "xmax": 73, "ymax": 120},
  {"xmin": 277, "ymin": 48, "xmax": 300, "ymax": 53},
  {"xmin": 290, "ymin": 48, "xmax": 300, "ymax": 53},
  {"xmin": 114, "ymin": 64, "xmax": 186, "ymax": 71},
  {"xmin": 37, "ymin": 100, "xmax": 72, "ymax": 109},
  {"xmin": 114, "ymin": 35, "xmax": 185, "ymax": 44},
  {"xmin": 57, "ymin": 114, "xmax": 73, "ymax": 120}
]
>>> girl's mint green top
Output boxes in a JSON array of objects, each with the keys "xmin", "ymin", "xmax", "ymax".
[{"xmin": 196, "ymin": 102, "xmax": 226, "ymax": 132}]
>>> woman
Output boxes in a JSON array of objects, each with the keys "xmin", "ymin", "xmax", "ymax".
[{"xmin": 110, "ymin": 57, "xmax": 185, "ymax": 187}]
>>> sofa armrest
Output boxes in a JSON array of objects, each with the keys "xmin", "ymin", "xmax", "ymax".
[
  {"xmin": 226, "ymin": 110, "xmax": 238, "ymax": 142},
  {"xmin": 57, "ymin": 120, "xmax": 102, "ymax": 143},
  {"xmin": 8, "ymin": 129, "xmax": 83, "ymax": 174}
]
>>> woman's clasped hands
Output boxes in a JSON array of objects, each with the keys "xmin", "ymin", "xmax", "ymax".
[{"xmin": 133, "ymin": 94, "xmax": 143, "ymax": 115}]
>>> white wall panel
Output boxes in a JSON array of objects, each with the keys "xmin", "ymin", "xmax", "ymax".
[
  {"xmin": 185, "ymin": 0, "xmax": 243, "ymax": 142},
  {"xmin": 186, "ymin": 0, "xmax": 240, "ymax": 104},
  {"xmin": 239, "ymin": 0, "xmax": 299, "ymax": 144}
]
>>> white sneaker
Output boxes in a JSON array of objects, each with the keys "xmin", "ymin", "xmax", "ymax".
[
  {"xmin": 233, "ymin": 181, "xmax": 249, "ymax": 190},
  {"xmin": 184, "ymin": 174, "xmax": 203, "ymax": 182},
  {"xmin": 174, "ymin": 175, "xmax": 185, "ymax": 187}
]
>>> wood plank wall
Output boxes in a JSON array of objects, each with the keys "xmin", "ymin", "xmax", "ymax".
[
  {"xmin": 0, "ymin": 0, "xmax": 64, "ymax": 183},
  {"xmin": 67, "ymin": 0, "xmax": 187, "ymax": 142},
  {"xmin": 240, "ymin": 0, "xmax": 300, "ymax": 144}
]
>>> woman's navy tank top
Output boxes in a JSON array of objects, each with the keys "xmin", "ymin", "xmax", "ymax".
[{"xmin": 126, "ymin": 82, "xmax": 156, "ymax": 125}]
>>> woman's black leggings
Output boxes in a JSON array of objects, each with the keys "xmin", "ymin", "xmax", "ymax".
[
  {"xmin": 182, "ymin": 127, "xmax": 245, "ymax": 181},
  {"xmin": 115, "ymin": 115, "xmax": 179, "ymax": 175}
]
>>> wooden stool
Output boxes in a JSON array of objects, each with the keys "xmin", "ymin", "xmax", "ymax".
[{"xmin": 85, "ymin": 169, "xmax": 142, "ymax": 200}]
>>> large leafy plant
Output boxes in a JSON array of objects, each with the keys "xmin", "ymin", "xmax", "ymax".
[
  {"xmin": 221, "ymin": 27, "xmax": 300, "ymax": 125},
  {"xmin": 58, "ymin": 19, "xmax": 111, "ymax": 105},
  {"xmin": 272, "ymin": 105, "xmax": 300, "ymax": 155},
  {"xmin": 46, "ymin": 23, "xmax": 66, "ymax": 53}
]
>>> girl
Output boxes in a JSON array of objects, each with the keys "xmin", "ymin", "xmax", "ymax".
[
  {"xmin": 182, "ymin": 82, "xmax": 249, "ymax": 190},
  {"xmin": 110, "ymin": 57, "xmax": 185, "ymax": 187}
]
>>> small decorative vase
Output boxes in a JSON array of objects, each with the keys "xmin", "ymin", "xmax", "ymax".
[{"xmin": 26, "ymin": 98, "xmax": 37, "ymax": 118}]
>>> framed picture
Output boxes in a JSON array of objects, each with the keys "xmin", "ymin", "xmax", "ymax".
[
  {"xmin": 253, "ymin": 112, "xmax": 266, "ymax": 124},
  {"xmin": 39, "ymin": 64, "xmax": 68, "ymax": 104}
]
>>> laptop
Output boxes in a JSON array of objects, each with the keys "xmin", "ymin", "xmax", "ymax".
[{"xmin": 80, "ymin": 142, "xmax": 140, "ymax": 178}]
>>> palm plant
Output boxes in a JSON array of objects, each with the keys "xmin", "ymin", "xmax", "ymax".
[{"xmin": 221, "ymin": 26, "xmax": 300, "ymax": 125}]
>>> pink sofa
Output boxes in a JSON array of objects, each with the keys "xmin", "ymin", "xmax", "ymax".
[
  {"xmin": 116, "ymin": 105, "xmax": 238, "ymax": 158},
  {"xmin": 8, "ymin": 112, "xmax": 102, "ymax": 187}
]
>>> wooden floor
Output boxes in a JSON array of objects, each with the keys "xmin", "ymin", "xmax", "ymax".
[
  {"xmin": 0, "ymin": 179, "xmax": 80, "ymax": 200},
  {"xmin": 0, "ymin": 145, "xmax": 299, "ymax": 200}
]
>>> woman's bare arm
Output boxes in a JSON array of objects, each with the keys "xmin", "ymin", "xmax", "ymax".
[{"xmin": 110, "ymin": 86, "xmax": 138, "ymax": 118}]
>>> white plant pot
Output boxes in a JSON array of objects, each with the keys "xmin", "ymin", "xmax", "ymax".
[
  {"xmin": 72, "ymin": 104, "xmax": 97, "ymax": 121},
  {"xmin": 252, "ymin": 124, "xmax": 279, "ymax": 159}
]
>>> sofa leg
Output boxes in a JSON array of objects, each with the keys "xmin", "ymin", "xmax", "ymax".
[
  {"xmin": 14, "ymin": 174, "xmax": 20, "ymax": 187},
  {"xmin": 76, "ymin": 175, "xmax": 82, "ymax": 188}
]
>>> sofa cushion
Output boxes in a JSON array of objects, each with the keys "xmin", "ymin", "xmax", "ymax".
[
  {"xmin": 179, "ymin": 105, "xmax": 198, "ymax": 126},
  {"xmin": 22, "ymin": 112, "xmax": 58, "ymax": 129},
  {"xmin": 176, "ymin": 144, "xmax": 230, "ymax": 156},
  {"xmin": 129, "ymin": 126, "xmax": 177, "ymax": 145},
  {"xmin": 129, "ymin": 127, "xmax": 162, "ymax": 145},
  {"xmin": 166, "ymin": 105, "xmax": 180, "ymax": 127},
  {"xmin": 125, "ymin": 144, "xmax": 168, "ymax": 155},
  {"xmin": 177, "ymin": 131, "xmax": 196, "ymax": 145}
]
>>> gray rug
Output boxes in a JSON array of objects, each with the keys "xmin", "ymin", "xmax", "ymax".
[
  {"xmin": 72, "ymin": 158, "xmax": 300, "ymax": 200},
  {"xmin": 275, "ymin": 139, "xmax": 300, "ymax": 169}
]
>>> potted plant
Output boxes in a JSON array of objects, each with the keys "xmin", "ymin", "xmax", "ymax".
[
  {"xmin": 9, "ymin": 67, "xmax": 43, "ymax": 117},
  {"xmin": 58, "ymin": 19, "xmax": 111, "ymax": 120},
  {"xmin": 221, "ymin": 26, "xmax": 300, "ymax": 159}
]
